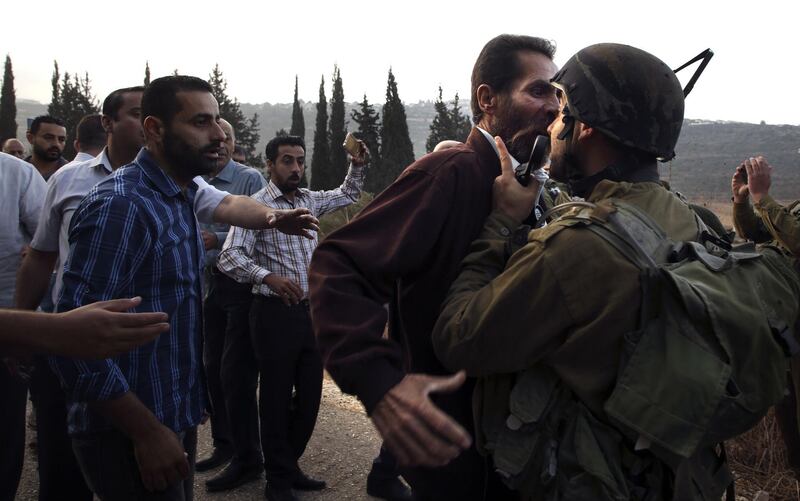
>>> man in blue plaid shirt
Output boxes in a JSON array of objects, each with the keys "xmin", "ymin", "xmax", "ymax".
[{"xmin": 50, "ymin": 76, "xmax": 252, "ymax": 501}]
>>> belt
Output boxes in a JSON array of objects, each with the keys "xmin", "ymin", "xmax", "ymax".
[{"xmin": 254, "ymin": 295, "xmax": 309, "ymax": 307}]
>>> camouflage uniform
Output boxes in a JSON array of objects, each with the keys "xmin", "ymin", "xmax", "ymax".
[
  {"xmin": 733, "ymin": 195, "xmax": 800, "ymax": 256},
  {"xmin": 733, "ymin": 196, "xmax": 800, "ymax": 468}
]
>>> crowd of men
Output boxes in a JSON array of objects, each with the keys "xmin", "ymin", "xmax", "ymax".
[{"xmin": 1, "ymin": 32, "xmax": 799, "ymax": 501}]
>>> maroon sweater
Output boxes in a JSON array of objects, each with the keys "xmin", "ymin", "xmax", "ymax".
[{"xmin": 309, "ymin": 128, "xmax": 499, "ymax": 414}]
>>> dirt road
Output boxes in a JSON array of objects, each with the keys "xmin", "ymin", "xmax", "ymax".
[{"xmin": 15, "ymin": 379, "xmax": 385, "ymax": 500}]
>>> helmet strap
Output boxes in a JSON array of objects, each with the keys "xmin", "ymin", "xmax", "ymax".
[{"xmin": 557, "ymin": 106, "xmax": 575, "ymax": 141}]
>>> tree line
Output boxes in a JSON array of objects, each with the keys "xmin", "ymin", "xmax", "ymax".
[{"xmin": 0, "ymin": 55, "xmax": 472, "ymax": 194}]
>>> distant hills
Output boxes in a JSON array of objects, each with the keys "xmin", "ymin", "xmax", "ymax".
[
  {"xmin": 15, "ymin": 99, "xmax": 800, "ymax": 201},
  {"xmin": 663, "ymin": 120, "xmax": 800, "ymax": 201}
]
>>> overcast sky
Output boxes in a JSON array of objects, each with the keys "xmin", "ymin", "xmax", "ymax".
[{"xmin": 4, "ymin": 0, "xmax": 798, "ymax": 125}]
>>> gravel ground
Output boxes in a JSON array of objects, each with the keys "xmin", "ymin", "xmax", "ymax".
[{"xmin": 16, "ymin": 379, "xmax": 385, "ymax": 500}]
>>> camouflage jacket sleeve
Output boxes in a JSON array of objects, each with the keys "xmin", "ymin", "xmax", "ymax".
[
  {"xmin": 432, "ymin": 210, "xmax": 571, "ymax": 376},
  {"xmin": 732, "ymin": 200, "xmax": 772, "ymax": 243},
  {"xmin": 755, "ymin": 195, "xmax": 800, "ymax": 256}
]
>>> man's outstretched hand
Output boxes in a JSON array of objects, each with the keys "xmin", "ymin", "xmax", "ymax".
[
  {"xmin": 51, "ymin": 297, "xmax": 169, "ymax": 358},
  {"xmin": 370, "ymin": 371, "xmax": 472, "ymax": 467},
  {"xmin": 267, "ymin": 208, "xmax": 320, "ymax": 239}
]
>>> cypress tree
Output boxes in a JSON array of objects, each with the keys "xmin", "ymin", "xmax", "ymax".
[
  {"xmin": 379, "ymin": 68, "xmax": 414, "ymax": 190},
  {"xmin": 144, "ymin": 61, "xmax": 151, "ymax": 86},
  {"xmin": 425, "ymin": 88, "xmax": 472, "ymax": 153},
  {"xmin": 450, "ymin": 92, "xmax": 472, "ymax": 141},
  {"xmin": 290, "ymin": 75, "xmax": 305, "ymax": 141},
  {"xmin": 47, "ymin": 68, "xmax": 99, "ymax": 160},
  {"xmin": 351, "ymin": 94, "xmax": 382, "ymax": 193},
  {"xmin": 289, "ymin": 77, "xmax": 308, "ymax": 188},
  {"xmin": 49, "ymin": 61, "xmax": 60, "ymax": 115},
  {"xmin": 310, "ymin": 76, "xmax": 330, "ymax": 190},
  {"xmin": 327, "ymin": 66, "xmax": 348, "ymax": 188},
  {"xmin": 425, "ymin": 86, "xmax": 454, "ymax": 153},
  {"xmin": 208, "ymin": 64, "xmax": 263, "ymax": 167},
  {"xmin": 0, "ymin": 55, "xmax": 17, "ymax": 145}
]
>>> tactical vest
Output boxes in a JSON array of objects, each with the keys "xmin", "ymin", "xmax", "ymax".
[{"xmin": 486, "ymin": 199, "xmax": 800, "ymax": 501}]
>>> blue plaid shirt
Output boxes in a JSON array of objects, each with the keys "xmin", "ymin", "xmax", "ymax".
[{"xmin": 50, "ymin": 149, "xmax": 206, "ymax": 436}]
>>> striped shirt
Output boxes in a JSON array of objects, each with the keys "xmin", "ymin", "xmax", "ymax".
[
  {"xmin": 50, "ymin": 148, "xmax": 206, "ymax": 436},
  {"xmin": 218, "ymin": 165, "xmax": 364, "ymax": 297},
  {"xmin": 200, "ymin": 159, "xmax": 266, "ymax": 267}
]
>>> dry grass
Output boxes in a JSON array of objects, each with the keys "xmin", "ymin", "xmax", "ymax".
[
  {"xmin": 691, "ymin": 197, "xmax": 735, "ymax": 230},
  {"xmin": 727, "ymin": 411, "xmax": 800, "ymax": 500}
]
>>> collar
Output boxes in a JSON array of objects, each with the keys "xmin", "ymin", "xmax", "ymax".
[
  {"xmin": 136, "ymin": 148, "xmax": 187, "ymax": 199},
  {"xmin": 25, "ymin": 155, "xmax": 69, "ymax": 167},
  {"xmin": 209, "ymin": 160, "xmax": 236, "ymax": 183},
  {"xmin": 587, "ymin": 178, "xmax": 665, "ymax": 203},
  {"xmin": 73, "ymin": 151, "xmax": 95, "ymax": 163},
  {"xmin": 88, "ymin": 147, "xmax": 113, "ymax": 174},
  {"xmin": 572, "ymin": 161, "xmax": 660, "ymax": 199},
  {"xmin": 477, "ymin": 127, "xmax": 521, "ymax": 170},
  {"xmin": 265, "ymin": 179, "xmax": 306, "ymax": 203}
]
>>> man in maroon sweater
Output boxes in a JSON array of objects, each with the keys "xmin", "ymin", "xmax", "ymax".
[{"xmin": 309, "ymin": 34, "xmax": 559, "ymax": 500}]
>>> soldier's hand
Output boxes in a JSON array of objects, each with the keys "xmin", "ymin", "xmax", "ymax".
[
  {"xmin": 267, "ymin": 208, "xmax": 320, "ymax": 240},
  {"xmin": 370, "ymin": 371, "xmax": 472, "ymax": 467},
  {"xmin": 731, "ymin": 163, "xmax": 749, "ymax": 203},
  {"xmin": 492, "ymin": 136, "xmax": 541, "ymax": 224},
  {"xmin": 745, "ymin": 156, "xmax": 772, "ymax": 203}
]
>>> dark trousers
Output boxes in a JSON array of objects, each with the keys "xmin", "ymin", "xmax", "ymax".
[
  {"xmin": 72, "ymin": 426, "xmax": 197, "ymax": 501},
  {"xmin": 776, "ymin": 368, "xmax": 800, "ymax": 470},
  {"xmin": 398, "ymin": 381, "xmax": 519, "ymax": 501},
  {"xmin": 370, "ymin": 445, "xmax": 399, "ymax": 480},
  {"xmin": 0, "ymin": 365, "xmax": 27, "ymax": 501},
  {"xmin": 29, "ymin": 360, "xmax": 92, "ymax": 501},
  {"xmin": 203, "ymin": 269, "xmax": 261, "ymax": 464},
  {"xmin": 250, "ymin": 296, "xmax": 323, "ymax": 488}
]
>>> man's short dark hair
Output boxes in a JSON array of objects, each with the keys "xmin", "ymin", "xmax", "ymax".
[
  {"xmin": 234, "ymin": 145, "xmax": 245, "ymax": 156},
  {"xmin": 470, "ymin": 34, "xmax": 556, "ymax": 123},
  {"xmin": 75, "ymin": 114, "xmax": 107, "ymax": 150},
  {"xmin": 141, "ymin": 76, "xmax": 213, "ymax": 125},
  {"xmin": 265, "ymin": 135, "xmax": 305, "ymax": 163},
  {"xmin": 29, "ymin": 115, "xmax": 66, "ymax": 135},
  {"xmin": 102, "ymin": 86, "xmax": 145, "ymax": 120}
]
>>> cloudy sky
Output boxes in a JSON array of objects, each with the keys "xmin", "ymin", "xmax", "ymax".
[{"xmin": 4, "ymin": 0, "xmax": 798, "ymax": 125}]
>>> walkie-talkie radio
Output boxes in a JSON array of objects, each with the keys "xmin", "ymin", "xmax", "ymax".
[
  {"xmin": 515, "ymin": 135, "xmax": 550, "ymax": 186},
  {"xmin": 514, "ymin": 135, "xmax": 550, "ymax": 226}
]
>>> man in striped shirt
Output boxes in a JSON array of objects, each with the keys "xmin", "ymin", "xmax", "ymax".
[{"xmin": 218, "ymin": 134, "xmax": 366, "ymax": 501}]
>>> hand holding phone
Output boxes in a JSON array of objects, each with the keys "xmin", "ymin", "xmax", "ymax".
[
  {"xmin": 343, "ymin": 132, "xmax": 368, "ymax": 166},
  {"xmin": 515, "ymin": 135, "xmax": 550, "ymax": 186}
]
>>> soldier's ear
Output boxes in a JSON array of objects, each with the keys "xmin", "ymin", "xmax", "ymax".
[
  {"xmin": 476, "ymin": 84, "xmax": 497, "ymax": 115},
  {"xmin": 576, "ymin": 123, "xmax": 595, "ymax": 141}
]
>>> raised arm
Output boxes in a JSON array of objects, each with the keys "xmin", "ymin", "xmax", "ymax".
[{"xmin": 193, "ymin": 176, "xmax": 318, "ymax": 237}]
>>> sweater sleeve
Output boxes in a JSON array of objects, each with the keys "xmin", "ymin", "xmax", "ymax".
[{"xmin": 308, "ymin": 167, "xmax": 454, "ymax": 413}]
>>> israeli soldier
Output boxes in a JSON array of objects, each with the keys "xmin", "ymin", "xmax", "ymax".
[
  {"xmin": 732, "ymin": 155, "xmax": 800, "ymax": 255},
  {"xmin": 431, "ymin": 43, "xmax": 800, "ymax": 500},
  {"xmin": 733, "ymin": 157, "xmax": 800, "ymax": 473}
]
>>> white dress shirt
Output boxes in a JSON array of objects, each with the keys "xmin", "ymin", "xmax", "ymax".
[{"xmin": 0, "ymin": 153, "xmax": 47, "ymax": 307}]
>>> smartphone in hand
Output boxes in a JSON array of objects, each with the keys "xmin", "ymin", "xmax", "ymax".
[{"xmin": 343, "ymin": 132, "xmax": 361, "ymax": 157}]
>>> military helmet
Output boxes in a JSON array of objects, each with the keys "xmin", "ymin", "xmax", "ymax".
[{"xmin": 551, "ymin": 43, "xmax": 684, "ymax": 161}]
